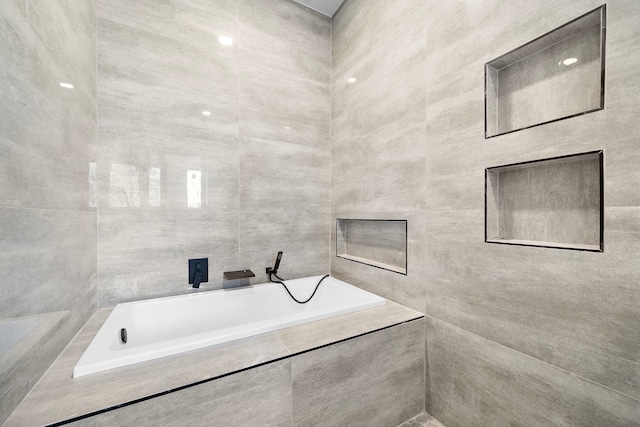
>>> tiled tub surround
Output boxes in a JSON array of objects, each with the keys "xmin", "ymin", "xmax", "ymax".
[
  {"xmin": 5, "ymin": 300, "xmax": 424, "ymax": 427},
  {"xmin": 330, "ymin": 0, "xmax": 429, "ymax": 316},
  {"xmin": 336, "ymin": 219, "xmax": 408, "ymax": 274},
  {"xmin": 333, "ymin": 0, "xmax": 640, "ymax": 426},
  {"xmin": 485, "ymin": 5, "xmax": 605, "ymax": 137},
  {"xmin": 96, "ymin": 0, "xmax": 331, "ymax": 306},
  {"xmin": 485, "ymin": 150, "xmax": 603, "ymax": 251},
  {"xmin": 0, "ymin": 0, "xmax": 97, "ymax": 422},
  {"xmin": 74, "ymin": 276, "xmax": 384, "ymax": 377}
]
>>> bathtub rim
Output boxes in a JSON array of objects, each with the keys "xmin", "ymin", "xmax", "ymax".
[
  {"xmin": 73, "ymin": 276, "xmax": 386, "ymax": 378},
  {"xmin": 4, "ymin": 296, "xmax": 424, "ymax": 427}
]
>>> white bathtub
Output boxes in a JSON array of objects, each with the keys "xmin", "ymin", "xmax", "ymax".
[{"xmin": 73, "ymin": 276, "xmax": 385, "ymax": 377}]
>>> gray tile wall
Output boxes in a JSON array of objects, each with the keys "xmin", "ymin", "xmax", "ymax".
[
  {"xmin": 0, "ymin": 0, "xmax": 97, "ymax": 422},
  {"xmin": 68, "ymin": 360, "xmax": 293, "ymax": 427},
  {"xmin": 64, "ymin": 320, "xmax": 423, "ymax": 427},
  {"xmin": 331, "ymin": 0, "xmax": 428, "ymax": 313},
  {"xmin": 96, "ymin": 0, "xmax": 331, "ymax": 306},
  {"xmin": 333, "ymin": 0, "xmax": 640, "ymax": 425}
]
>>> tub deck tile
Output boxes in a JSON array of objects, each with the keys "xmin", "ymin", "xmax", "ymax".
[
  {"xmin": 5, "ymin": 300, "xmax": 423, "ymax": 427},
  {"xmin": 4, "ymin": 309, "xmax": 291, "ymax": 427},
  {"xmin": 275, "ymin": 300, "xmax": 423, "ymax": 354}
]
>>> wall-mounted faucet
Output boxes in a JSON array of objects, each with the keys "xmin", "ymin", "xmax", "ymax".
[
  {"xmin": 223, "ymin": 270, "xmax": 255, "ymax": 280},
  {"xmin": 189, "ymin": 258, "xmax": 208, "ymax": 288}
]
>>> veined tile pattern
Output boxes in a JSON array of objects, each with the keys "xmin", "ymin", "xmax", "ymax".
[
  {"xmin": 0, "ymin": 0, "xmax": 97, "ymax": 423},
  {"xmin": 334, "ymin": 0, "xmax": 640, "ymax": 425},
  {"xmin": 421, "ymin": 0, "xmax": 640, "ymax": 424},
  {"xmin": 330, "ymin": 0, "xmax": 428, "ymax": 313},
  {"xmin": 97, "ymin": 0, "xmax": 331, "ymax": 305},
  {"xmin": 4, "ymin": 304, "xmax": 423, "ymax": 426}
]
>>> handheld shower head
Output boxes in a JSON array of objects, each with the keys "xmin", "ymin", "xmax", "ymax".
[{"xmin": 266, "ymin": 251, "xmax": 283, "ymax": 276}]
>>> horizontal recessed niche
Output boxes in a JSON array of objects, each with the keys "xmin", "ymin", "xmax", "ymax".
[
  {"xmin": 485, "ymin": 150, "xmax": 603, "ymax": 252},
  {"xmin": 485, "ymin": 5, "xmax": 605, "ymax": 138},
  {"xmin": 336, "ymin": 219, "xmax": 407, "ymax": 275}
]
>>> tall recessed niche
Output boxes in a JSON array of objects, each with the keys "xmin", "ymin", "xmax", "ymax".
[
  {"xmin": 485, "ymin": 151, "xmax": 603, "ymax": 252},
  {"xmin": 485, "ymin": 5, "xmax": 606, "ymax": 138},
  {"xmin": 336, "ymin": 219, "xmax": 407, "ymax": 274}
]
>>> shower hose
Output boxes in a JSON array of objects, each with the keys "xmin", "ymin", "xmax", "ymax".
[{"xmin": 268, "ymin": 273, "xmax": 330, "ymax": 304}]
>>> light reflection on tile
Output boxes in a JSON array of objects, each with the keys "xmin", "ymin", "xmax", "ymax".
[
  {"xmin": 0, "ymin": 0, "xmax": 97, "ymax": 422},
  {"xmin": 186, "ymin": 170, "xmax": 202, "ymax": 208},
  {"xmin": 89, "ymin": 162, "xmax": 97, "ymax": 208},
  {"xmin": 108, "ymin": 163, "xmax": 140, "ymax": 208},
  {"xmin": 148, "ymin": 167, "xmax": 161, "ymax": 207}
]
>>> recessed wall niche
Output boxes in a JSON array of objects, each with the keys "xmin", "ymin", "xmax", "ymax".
[
  {"xmin": 485, "ymin": 5, "xmax": 605, "ymax": 138},
  {"xmin": 336, "ymin": 219, "xmax": 407, "ymax": 274},
  {"xmin": 485, "ymin": 151, "xmax": 603, "ymax": 252}
]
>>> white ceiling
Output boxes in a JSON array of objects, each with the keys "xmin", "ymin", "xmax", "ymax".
[{"xmin": 292, "ymin": 0, "xmax": 344, "ymax": 17}]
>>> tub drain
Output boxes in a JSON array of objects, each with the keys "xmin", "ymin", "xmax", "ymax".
[{"xmin": 120, "ymin": 328, "xmax": 128, "ymax": 344}]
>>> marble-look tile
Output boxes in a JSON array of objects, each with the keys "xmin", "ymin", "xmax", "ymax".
[
  {"xmin": 331, "ymin": 39, "xmax": 426, "ymax": 142},
  {"xmin": 292, "ymin": 319, "xmax": 424, "ymax": 427},
  {"xmin": 489, "ymin": 155, "xmax": 601, "ymax": 246},
  {"xmin": 97, "ymin": 18, "xmax": 239, "ymax": 137},
  {"xmin": 238, "ymin": 0, "xmax": 331, "ymax": 83},
  {"xmin": 5, "ymin": 299, "xmax": 422, "ymax": 426},
  {"xmin": 490, "ymin": 23, "xmax": 601, "ymax": 136},
  {"xmin": 291, "ymin": 319, "xmax": 424, "ymax": 386},
  {"xmin": 238, "ymin": 211, "xmax": 330, "ymax": 284},
  {"xmin": 331, "ymin": 212, "xmax": 426, "ymax": 313},
  {"xmin": 276, "ymin": 300, "xmax": 423, "ymax": 354},
  {"xmin": 425, "ymin": 207, "xmax": 640, "ymax": 400},
  {"xmin": 331, "ymin": 114, "xmax": 426, "ymax": 213},
  {"xmin": 0, "ymin": 208, "xmax": 96, "ymax": 318},
  {"xmin": 426, "ymin": 317, "xmax": 640, "ymax": 426},
  {"xmin": 0, "ymin": 0, "xmax": 97, "ymax": 211},
  {"xmin": 97, "ymin": 210, "xmax": 239, "ymax": 307},
  {"xmin": 239, "ymin": 137, "xmax": 330, "ymax": 213},
  {"xmin": 425, "ymin": 3, "xmax": 640, "ymax": 211},
  {"xmin": 332, "ymin": 0, "xmax": 426, "ymax": 87},
  {"xmin": 331, "ymin": 0, "xmax": 374, "ymax": 81},
  {"xmin": 0, "ymin": 310, "xmax": 91, "ymax": 426},
  {"xmin": 425, "ymin": 100, "xmax": 636, "ymax": 212},
  {"xmin": 67, "ymin": 360, "xmax": 291, "ymax": 427},
  {"xmin": 424, "ymin": 1, "xmax": 606, "ymax": 95},
  {"xmin": 338, "ymin": 219, "xmax": 407, "ymax": 269},
  {"xmin": 0, "ymin": 0, "xmax": 97, "ymax": 421},
  {"xmin": 97, "ymin": 0, "xmax": 240, "ymax": 47},
  {"xmin": 97, "ymin": 77, "xmax": 239, "ymax": 143},
  {"xmin": 238, "ymin": 63, "xmax": 330, "ymax": 150},
  {"xmin": 96, "ymin": 0, "xmax": 332, "ymax": 309},
  {"xmin": 4, "ymin": 309, "xmax": 291, "ymax": 427},
  {"xmin": 331, "ymin": 1, "xmax": 426, "ymax": 139},
  {"xmin": 97, "ymin": 133, "xmax": 239, "ymax": 212}
]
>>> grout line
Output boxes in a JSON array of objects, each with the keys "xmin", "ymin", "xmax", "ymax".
[
  {"xmin": 94, "ymin": 0, "xmax": 100, "ymax": 312},
  {"xmin": 329, "ymin": 9, "xmax": 334, "ymax": 276},
  {"xmin": 0, "ymin": 205, "xmax": 96, "ymax": 213},
  {"xmin": 425, "ymin": 314, "xmax": 640, "ymax": 404},
  {"xmin": 45, "ymin": 316, "xmax": 424, "ymax": 426}
]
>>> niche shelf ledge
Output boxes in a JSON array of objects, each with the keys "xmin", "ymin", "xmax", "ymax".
[
  {"xmin": 485, "ymin": 5, "xmax": 606, "ymax": 138},
  {"xmin": 485, "ymin": 150, "xmax": 604, "ymax": 252},
  {"xmin": 336, "ymin": 219, "xmax": 408, "ymax": 275}
]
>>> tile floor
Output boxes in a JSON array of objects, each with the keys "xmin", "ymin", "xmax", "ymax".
[{"xmin": 398, "ymin": 412, "xmax": 445, "ymax": 427}]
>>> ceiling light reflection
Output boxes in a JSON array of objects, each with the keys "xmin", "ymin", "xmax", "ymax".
[{"xmin": 218, "ymin": 36, "xmax": 233, "ymax": 46}]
